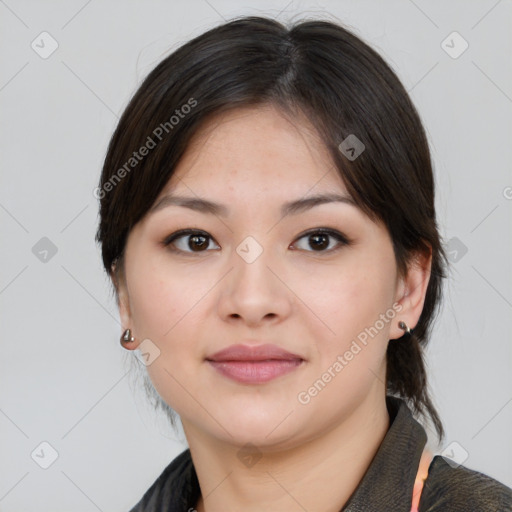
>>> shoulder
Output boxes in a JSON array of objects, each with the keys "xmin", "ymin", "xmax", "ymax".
[
  {"xmin": 419, "ymin": 455, "xmax": 512, "ymax": 511},
  {"xmin": 129, "ymin": 448, "xmax": 197, "ymax": 512}
]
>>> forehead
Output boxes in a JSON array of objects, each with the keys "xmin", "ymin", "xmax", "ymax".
[{"xmin": 164, "ymin": 104, "xmax": 348, "ymax": 196}]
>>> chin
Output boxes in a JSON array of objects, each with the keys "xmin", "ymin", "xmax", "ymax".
[{"xmin": 216, "ymin": 407, "xmax": 305, "ymax": 447}]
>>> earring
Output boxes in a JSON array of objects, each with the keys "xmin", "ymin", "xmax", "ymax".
[
  {"xmin": 121, "ymin": 328, "xmax": 135, "ymax": 345},
  {"xmin": 398, "ymin": 321, "xmax": 412, "ymax": 335}
]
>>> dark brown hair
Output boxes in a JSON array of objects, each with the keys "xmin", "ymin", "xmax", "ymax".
[{"xmin": 96, "ymin": 15, "xmax": 447, "ymax": 442}]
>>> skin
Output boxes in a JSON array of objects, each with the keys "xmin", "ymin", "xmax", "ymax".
[{"xmin": 114, "ymin": 104, "xmax": 431, "ymax": 512}]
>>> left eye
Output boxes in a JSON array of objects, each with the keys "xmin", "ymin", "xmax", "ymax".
[{"xmin": 291, "ymin": 229, "xmax": 349, "ymax": 253}]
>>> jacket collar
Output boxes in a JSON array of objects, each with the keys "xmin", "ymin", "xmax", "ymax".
[{"xmin": 341, "ymin": 395, "xmax": 427, "ymax": 511}]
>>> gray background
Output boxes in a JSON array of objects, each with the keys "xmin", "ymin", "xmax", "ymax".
[{"xmin": 1, "ymin": 0, "xmax": 511, "ymax": 510}]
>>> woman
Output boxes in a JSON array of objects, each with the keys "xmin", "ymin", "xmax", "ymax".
[{"xmin": 95, "ymin": 15, "xmax": 512, "ymax": 512}]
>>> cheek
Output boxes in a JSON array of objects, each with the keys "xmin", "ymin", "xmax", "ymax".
[
  {"xmin": 128, "ymin": 266, "xmax": 174, "ymax": 337},
  {"xmin": 294, "ymin": 250, "xmax": 397, "ymax": 360},
  {"xmin": 126, "ymin": 257, "xmax": 208, "ymax": 412},
  {"xmin": 129, "ymin": 259, "xmax": 203, "ymax": 340},
  {"xmin": 126, "ymin": 250, "xmax": 223, "ymax": 378},
  {"xmin": 302, "ymin": 254, "xmax": 395, "ymax": 320}
]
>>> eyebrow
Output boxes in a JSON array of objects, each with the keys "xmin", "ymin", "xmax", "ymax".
[{"xmin": 149, "ymin": 192, "xmax": 357, "ymax": 218}]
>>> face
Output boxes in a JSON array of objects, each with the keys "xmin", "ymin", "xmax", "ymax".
[{"xmin": 116, "ymin": 104, "xmax": 417, "ymax": 451}]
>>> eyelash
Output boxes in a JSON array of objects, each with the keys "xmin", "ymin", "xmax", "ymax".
[{"xmin": 161, "ymin": 228, "xmax": 351, "ymax": 256}]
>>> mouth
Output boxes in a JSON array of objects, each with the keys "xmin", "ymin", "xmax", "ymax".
[{"xmin": 205, "ymin": 343, "xmax": 305, "ymax": 384}]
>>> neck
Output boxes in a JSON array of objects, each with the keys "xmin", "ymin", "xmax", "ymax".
[{"xmin": 184, "ymin": 391, "xmax": 391, "ymax": 512}]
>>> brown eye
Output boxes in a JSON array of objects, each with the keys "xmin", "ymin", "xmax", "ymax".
[
  {"xmin": 308, "ymin": 232, "xmax": 330, "ymax": 250},
  {"xmin": 163, "ymin": 230, "xmax": 220, "ymax": 253},
  {"xmin": 292, "ymin": 229, "xmax": 349, "ymax": 253}
]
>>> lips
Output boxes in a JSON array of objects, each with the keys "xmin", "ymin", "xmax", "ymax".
[
  {"xmin": 206, "ymin": 343, "xmax": 304, "ymax": 384},
  {"xmin": 206, "ymin": 343, "xmax": 303, "ymax": 362}
]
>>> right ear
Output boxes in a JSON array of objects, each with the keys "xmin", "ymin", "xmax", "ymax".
[{"xmin": 111, "ymin": 262, "xmax": 140, "ymax": 349}]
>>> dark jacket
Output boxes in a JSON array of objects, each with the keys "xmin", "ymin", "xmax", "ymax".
[{"xmin": 129, "ymin": 396, "xmax": 512, "ymax": 511}]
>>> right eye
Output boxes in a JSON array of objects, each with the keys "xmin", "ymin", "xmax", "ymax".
[{"xmin": 162, "ymin": 229, "xmax": 220, "ymax": 254}]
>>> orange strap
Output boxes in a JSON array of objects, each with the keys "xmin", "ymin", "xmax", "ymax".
[{"xmin": 409, "ymin": 449, "xmax": 433, "ymax": 512}]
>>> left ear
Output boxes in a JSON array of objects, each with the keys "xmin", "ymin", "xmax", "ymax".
[{"xmin": 389, "ymin": 246, "xmax": 432, "ymax": 340}]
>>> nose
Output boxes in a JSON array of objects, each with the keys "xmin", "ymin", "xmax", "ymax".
[{"xmin": 216, "ymin": 244, "xmax": 293, "ymax": 328}]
